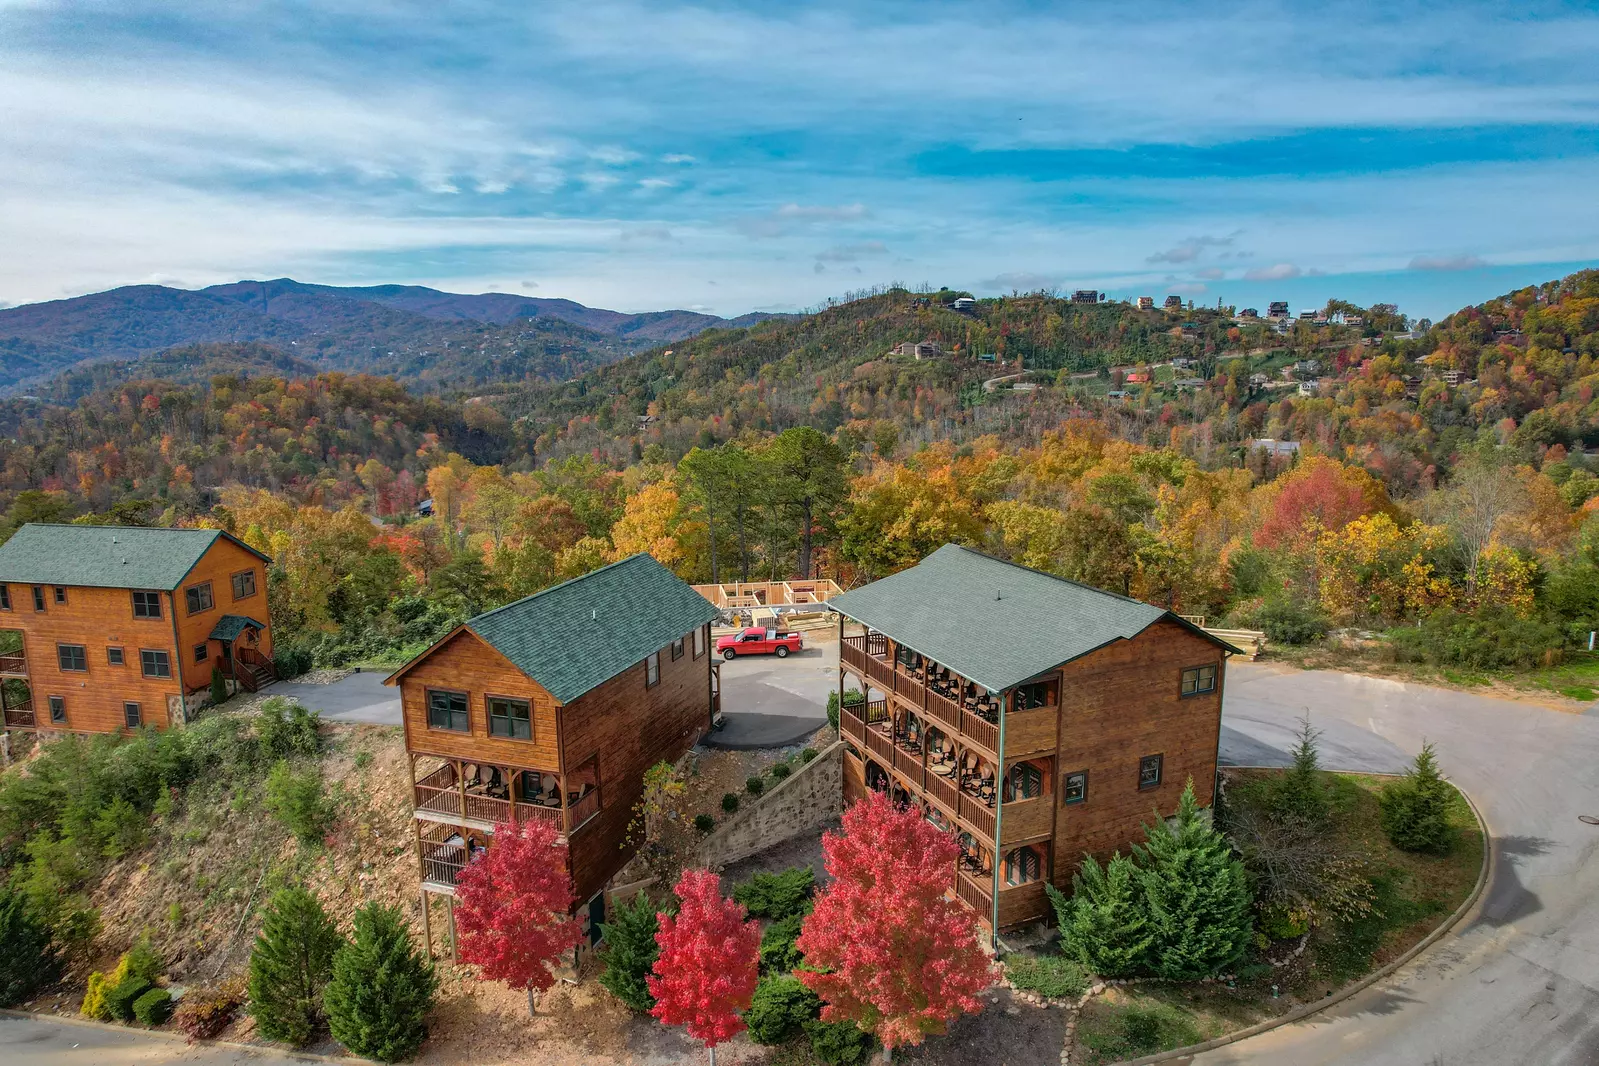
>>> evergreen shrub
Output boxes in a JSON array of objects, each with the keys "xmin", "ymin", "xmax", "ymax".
[
  {"xmin": 804, "ymin": 1017, "xmax": 877, "ymax": 1065},
  {"xmin": 746, "ymin": 973, "xmax": 821, "ymax": 1045},
  {"xmin": 745, "ymin": 775, "xmax": 765, "ymax": 796},
  {"xmin": 721, "ymin": 792, "xmax": 740, "ymax": 813},
  {"xmin": 133, "ymin": 987, "xmax": 174, "ymax": 1026},
  {"xmin": 732, "ymin": 867, "xmax": 814, "ymax": 919},
  {"xmin": 248, "ymin": 887, "xmax": 342, "ymax": 1047},
  {"xmin": 596, "ymin": 890, "xmax": 659, "ymax": 1012},
  {"xmin": 323, "ymin": 903, "xmax": 437, "ymax": 1063},
  {"xmin": 693, "ymin": 813, "xmax": 716, "ymax": 834},
  {"xmin": 1378, "ymin": 743, "xmax": 1456, "ymax": 853},
  {"xmin": 0, "ymin": 884, "xmax": 59, "ymax": 1007},
  {"xmin": 105, "ymin": 977, "xmax": 153, "ymax": 1022}
]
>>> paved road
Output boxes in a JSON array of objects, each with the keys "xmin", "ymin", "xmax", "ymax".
[
  {"xmin": 0, "ymin": 1013, "xmax": 280, "ymax": 1065},
  {"xmin": 9, "ymin": 662, "xmax": 1599, "ymax": 1064},
  {"xmin": 265, "ymin": 671, "xmax": 400, "ymax": 724},
  {"xmin": 707, "ymin": 637, "xmax": 837, "ymax": 749}
]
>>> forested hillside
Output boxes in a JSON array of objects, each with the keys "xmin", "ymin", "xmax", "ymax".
[{"xmin": 0, "ymin": 271, "xmax": 1595, "ymax": 684}]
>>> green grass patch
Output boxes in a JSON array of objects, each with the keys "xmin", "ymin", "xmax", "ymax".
[{"xmin": 1004, "ymin": 953, "xmax": 1088, "ymax": 999}]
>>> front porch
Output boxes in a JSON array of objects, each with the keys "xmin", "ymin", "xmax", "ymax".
[{"xmin": 410, "ymin": 753, "xmax": 602, "ymax": 838}]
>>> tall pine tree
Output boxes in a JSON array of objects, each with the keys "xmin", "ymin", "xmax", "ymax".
[
  {"xmin": 1132, "ymin": 780, "xmax": 1253, "ymax": 981},
  {"xmin": 1047, "ymin": 853, "xmax": 1150, "ymax": 978},
  {"xmin": 248, "ymin": 887, "xmax": 343, "ymax": 1047},
  {"xmin": 597, "ymin": 889, "xmax": 660, "ymax": 1012},
  {"xmin": 324, "ymin": 903, "xmax": 438, "ymax": 1064},
  {"xmin": 1379, "ymin": 743, "xmax": 1455, "ymax": 853},
  {"xmin": 0, "ymin": 884, "xmax": 59, "ymax": 1007}
]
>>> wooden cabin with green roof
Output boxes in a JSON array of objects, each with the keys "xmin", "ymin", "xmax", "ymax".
[
  {"xmin": 0, "ymin": 523, "xmax": 274, "ymax": 734},
  {"xmin": 384, "ymin": 552, "xmax": 718, "ymax": 954},
  {"xmin": 828, "ymin": 544, "xmax": 1238, "ymax": 932}
]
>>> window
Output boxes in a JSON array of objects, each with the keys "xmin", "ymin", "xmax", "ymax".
[
  {"xmin": 107, "ymin": 647, "xmax": 125, "ymax": 666},
  {"xmin": 1004, "ymin": 762, "xmax": 1043, "ymax": 802},
  {"xmin": 132, "ymin": 590, "xmax": 162, "ymax": 619},
  {"xmin": 671, "ymin": 637, "xmax": 684, "ymax": 661},
  {"xmin": 57, "ymin": 644, "xmax": 87, "ymax": 672},
  {"xmin": 231, "ymin": 570, "xmax": 257, "ymax": 600},
  {"xmin": 488, "ymin": 696, "xmax": 532, "ymax": 740},
  {"xmin": 0, "ymin": 585, "xmax": 11, "ymax": 610},
  {"xmin": 1062, "ymin": 770, "xmax": 1088, "ymax": 805},
  {"xmin": 645, "ymin": 651, "xmax": 660, "ymax": 688},
  {"xmin": 1014, "ymin": 680, "xmax": 1058, "ymax": 711},
  {"xmin": 48, "ymin": 695, "xmax": 66, "ymax": 724},
  {"xmin": 1004, "ymin": 846, "xmax": 1042, "ymax": 886},
  {"xmin": 194, "ymin": 643, "xmax": 209, "ymax": 664},
  {"xmin": 1180, "ymin": 664, "xmax": 1217, "ymax": 697},
  {"xmin": 427, "ymin": 689, "xmax": 469, "ymax": 732},
  {"xmin": 124, "ymin": 702, "xmax": 142, "ymax": 728},
  {"xmin": 693, "ymin": 625, "xmax": 705, "ymax": 658},
  {"xmin": 53, "ymin": 586, "xmax": 66, "ymax": 605},
  {"xmin": 185, "ymin": 582, "xmax": 214, "ymax": 614},
  {"xmin": 1139, "ymin": 754, "xmax": 1164, "ymax": 790},
  {"xmin": 140, "ymin": 649, "xmax": 172, "ymax": 679},
  {"xmin": 33, "ymin": 586, "xmax": 45, "ymax": 612}
]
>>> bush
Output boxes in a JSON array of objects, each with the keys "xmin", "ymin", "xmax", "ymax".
[
  {"xmin": 732, "ymin": 867, "xmax": 814, "ymax": 920},
  {"xmin": 746, "ymin": 973, "xmax": 821, "ymax": 1045},
  {"xmin": 1271, "ymin": 716, "xmax": 1330, "ymax": 824},
  {"xmin": 133, "ymin": 987, "xmax": 174, "ymax": 1026},
  {"xmin": 210, "ymin": 665, "xmax": 229, "ymax": 707},
  {"xmin": 1049, "ymin": 855, "xmax": 1148, "ymax": 978},
  {"xmin": 800, "ymin": 747, "xmax": 818, "ymax": 764},
  {"xmin": 93, "ymin": 796, "xmax": 149, "ymax": 858},
  {"xmin": 1004, "ymin": 953, "xmax": 1088, "ymax": 999},
  {"xmin": 82, "ymin": 970, "xmax": 113, "ymax": 1021},
  {"xmin": 804, "ymin": 1017, "xmax": 877, "ymax": 1065},
  {"xmin": 264, "ymin": 761, "xmax": 333, "ymax": 845},
  {"xmin": 693, "ymin": 813, "xmax": 716, "ymax": 834},
  {"xmin": 0, "ymin": 883, "xmax": 59, "ymax": 1007},
  {"xmin": 324, "ymin": 903, "xmax": 437, "ymax": 1063},
  {"xmin": 769, "ymin": 762, "xmax": 792, "ymax": 781},
  {"xmin": 1255, "ymin": 600, "xmax": 1327, "ymax": 645},
  {"xmin": 1389, "ymin": 608, "xmax": 1568, "ymax": 671},
  {"xmin": 721, "ymin": 792, "xmax": 740, "ymax": 814},
  {"xmin": 597, "ymin": 891, "xmax": 659, "ymax": 1012},
  {"xmin": 174, "ymin": 980, "xmax": 246, "ymax": 1042},
  {"xmin": 759, "ymin": 912, "xmax": 805, "ymax": 974},
  {"xmin": 249, "ymin": 887, "xmax": 343, "ymax": 1047},
  {"xmin": 745, "ymin": 775, "xmax": 765, "ymax": 796},
  {"xmin": 1379, "ymin": 743, "xmax": 1456, "ymax": 853},
  {"xmin": 125, "ymin": 935, "xmax": 163, "ymax": 984},
  {"xmin": 257, "ymin": 700, "xmax": 323, "ymax": 760},
  {"xmin": 824, "ymin": 689, "xmax": 864, "ymax": 733},
  {"xmin": 106, "ymin": 976, "xmax": 153, "ymax": 1022}
]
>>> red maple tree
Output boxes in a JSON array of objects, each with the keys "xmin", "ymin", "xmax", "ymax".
[
  {"xmin": 453, "ymin": 819, "xmax": 584, "ymax": 1015},
  {"xmin": 797, "ymin": 790, "xmax": 995, "ymax": 1057},
  {"xmin": 648, "ymin": 868, "xmax": 760, "ymax": 1064}
]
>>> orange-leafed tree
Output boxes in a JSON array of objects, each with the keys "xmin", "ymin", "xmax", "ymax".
[
  {"xmin": 797, "ymin": 790, "xmax": 995, "ymax": 1061},
  {"xmin": 453, "ymin": 820, "xmax": 583, "ymax": 1016},
  {"xmin": 1253, "ymin": 456, "xmax": 1392, "ymax": 550},
  {"xmin": 648, "ymin": 869, "xmax": 760, "ymax": 1065}
]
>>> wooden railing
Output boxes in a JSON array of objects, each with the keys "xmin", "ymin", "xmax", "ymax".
[
  {"xmin": 840, "ymin": 635, "xmax": 867, "ymax": 673},
  {"xmin": 865, "ymin": 655, "xmax": 896, "ymax": 691},
  {"xmin": 925, "ymin": 769, "xmax": 959, "ymax": 812},
  {"xmin": 895, "ymin": 670, "xmax": 925, "ymax": 708},
  {"xmin": 3, "ymin": 704, "xmax": 36, "ymax": 729},
  {"xmin": 924, "ymin": 689, "xmax": 961, "ymax": 729},
  {"xmin": 960, "ymin": 792, "xmax": 996, "ymax": 837},
  {"xmin": 956, "ymin": 869, "xmax": 992, "ymax": 915},
  {"xmin": 1001, "ymin": 796, "xmax": 1053, "ymax": 844},
  {"xmin": 962, "ymin": 709, "xmax": 998, "ymax": 753},
  {"xmin": 862, "ymin": 699, "xmax": 889, "ymax": 726},
  {"xmin": 892, "ymin": 744, "xmax": 923, "ymax": 788},
  {"xmin": 420, "ymin": 843, "xmax": 468, "ymax": 887},
  {"xmin": 516, "ymin": 801, "xmax": 563, "ymax": 830},
  {"xmin": 0, "ymin": 653, "xmax": 25, "ymax": 674},
  {"xmin": 566, "ymin": 789, "xmax": 601, "ymax": 833},
  {"xmin": 840, "ymin": 703, "xmax": 865, "ymax": 744},
  {"xmin": 865, "ymin": 726, "xmax": 894, "ymax": 766}
]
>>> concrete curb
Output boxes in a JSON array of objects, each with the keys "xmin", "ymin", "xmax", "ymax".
[
  {"xmin": 0, "ymin": 1007, "xmax": 370, "ymax": 1065},
  {"xmin": 1097, "ymin": 772, "xmax": 1493, "ymax": 1066}
]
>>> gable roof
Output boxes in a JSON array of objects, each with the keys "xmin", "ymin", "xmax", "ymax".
[
  {"xmin": 210, "ymin": 614, "xmax": 266, "ymax": 642},
  {"xmin": 827, "ymin": 544, "xmax": 1234, "ymax": 693},
  {"xmin": 0, "ymin": 524, "xmax": 269, "ymax": 591},
  {"xmin": 390, "ymin": 553, "xmax": 718, "ymax": 705}
]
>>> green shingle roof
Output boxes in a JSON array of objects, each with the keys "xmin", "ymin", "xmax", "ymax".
[
  {"xmin": 827, "ymin": 544, "xmax": 1230, "ymax": 693},
  {"xmin": 453, "ymin": 553, "xmax": 719, "ymax": 705},
  {"xmin": 210, "ymin": 614, "xmax": 266, "ymax": 642},
  {"xmin": 0, "ymin": 524, "xmax": 267, "ymax": 590}
]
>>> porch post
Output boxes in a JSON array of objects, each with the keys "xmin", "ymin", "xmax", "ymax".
[
  {"xmin": 991, "ymin": 689, "xmax": 1006, "ymax": 949},
  {"xmin": 458, "ymin": 759, "xmax": 468, "ymax": 821},
  {"xmin": 419, "ymin": 887, "xmax": 432, "ymax": 958}
]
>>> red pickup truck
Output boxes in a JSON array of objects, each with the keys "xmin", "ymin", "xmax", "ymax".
[{"xmin": 716, "ymin": 627, "xmax": 804, "ymax": 660}]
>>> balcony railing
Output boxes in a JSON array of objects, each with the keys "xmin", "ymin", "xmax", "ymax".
[
  {"xmin": 863, "ymin": 699, "xmax": 889, "ymax": 726},
  {"xmin": 924, "ymin": 768, "xmax": 959, "ymax": 812},
  {"xmin": 840, "ymin": 635, "xmax": 867, "ymax": 673},
  {"xmin": 3, "ymin": 703, "xmax": 35, "ymax": 729},
  {"xmin": 0, "ymin": 653, "xmax": 25, "ymax": 674},
  {"xmin": 892, "ymin": 744, "xmax": 923, "ymax": 788},
  {"xmin": 956, "ymin": 869, "xmax": 992, "ymax": 915},
  {"xmin": 865, "ymin": 725, "xmax": 894, "ymax": 766},
  {"xmin": 840, "ymin": 703, "xmax": 865, "ymax": 744},
  {"xmin": 895, "ymin": 670, "xmax": 925, "ymax": 708},
  {"xmin": 566, "ymin": 788, "xmax": 601, "ymax": 833},
  {"xmin": 413, "ymin": 763, "xmax": 575, "ymax": 832},
  {"xmin": 420, "ymin": 842, "xmax": 469, "ymax": 887},
  {"xmin": 959, "ymin": 792, "xmax": 996, "ymax": 837},
  {"xmin": 961, "ymin": 708, "xmax": 999, "ymax": 753},
  {"xmin": 865, "ymin": 655, "xmax": 896, "ymax": 691},
  {"xmin": 924, "ymin": 688, "xmax": 961, "ymax": 729}
]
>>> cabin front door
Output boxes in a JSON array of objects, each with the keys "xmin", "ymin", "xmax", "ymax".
[{"xmin": 220, "ymin": 640, "xmax": 234, "ymax": 677}]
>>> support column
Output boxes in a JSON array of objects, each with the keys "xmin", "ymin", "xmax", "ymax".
[{"xmin": 419, "ymin": 887, "xmax": 432, "ymax": 957}]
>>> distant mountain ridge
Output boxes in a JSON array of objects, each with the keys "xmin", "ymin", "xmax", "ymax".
[{"xmin": 0, "ymin": 278, "xmax": 789, "ymax": 392}]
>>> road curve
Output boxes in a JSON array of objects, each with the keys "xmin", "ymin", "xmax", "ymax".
[{"xmin": 1211, "ymin": 662, "xmax": 1599, "ymax": 1065}]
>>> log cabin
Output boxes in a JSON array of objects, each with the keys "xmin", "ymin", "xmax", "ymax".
[
  {"xmin": 384, "ymin": 552, "xmax": 718, "ymax": 955},
  {"xmin": 829, "ymin": 544, "xmax": 1239, "ymax": 935},
  {"xmin": 0, "ymin": 523, "xmax": 275, "ymax": 734}
]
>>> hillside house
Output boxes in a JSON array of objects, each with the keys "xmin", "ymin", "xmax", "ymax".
[
  {"xmin": 1239, "ymin": 308, "xmax": 1260, "ymax": 320},
  {"xmin": 1250, "ymin": 438, "xmax": 1302, "ymax": 459},
  {"xmin": 1071, "ymin": 290, "xmax": 1101, "ymax": 304},
  {"xmin": 1267, "ymin": 301, "xmax": 1289, "ymax": 318},
  {"xmin": 830, "ymin": 545, "xmax": 1236, "ymax": 933},
  {"xmin": 1162, "ymin": 295, "xmax": 1183, "ymax": 310},
  {"xmin": 891, "ymin": 340, "xmax": 944, "ymax": 360},
  {"xmin": 384, "ymin": 553, "xmax": 717, "ymax": 955},
  {"xmin": 951, "ymin": 297, "xmax": 977, "ymax": 312},
  {"xmin": 0, "ymin": 524, "xmax": 274, "ymax": 734},
  {"xmin": 1136, "ymin": 296, "xmax": 1155, "ymax": 311}
]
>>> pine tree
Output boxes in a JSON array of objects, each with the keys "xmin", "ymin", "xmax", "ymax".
[
  {"xmin": 324, "ymin": 903, "xmax": 437, "ymax": 1064},
  {"xmin": 248, "ymin": 887, "xmax": 344, "ymax": 1047},
  {"xmin": 597, "ymin": 889, "xmax": 660, "ymax": 1012},
  {"xmin": 1379, "ymin": 743, "xmax": 1455, "ymax": 853},
  {"xmin": 1273, "ymin": 715, "xmax": 1330, "ymax": 824},
  {"xmin": 0, "ymin": 884, "xmax": 59, "ymax": 1007},
  {"xmin": 1047, "ymin": 853, "xmax": 1150, "ymax": 978},
  {"xmin": 1132, "ymin": 780, "xmax": 1253, "ymax": 981}
]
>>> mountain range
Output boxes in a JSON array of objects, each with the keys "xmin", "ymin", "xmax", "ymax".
[{"xmin": 0, "ymin": 278, "xmax": 786, "ymax": 393}]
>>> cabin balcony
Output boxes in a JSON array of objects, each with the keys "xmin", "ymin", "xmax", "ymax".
[
  {"xmin": 411, "ymin": 756, "xmax": 601, "ymax": 837},
  {"xmin": 2, "ymin": 698, "xmax": 34, "ymax": 730},
  {"xmin": 0, "ymin": 651, "xmax": 26, "ymax": 677}
]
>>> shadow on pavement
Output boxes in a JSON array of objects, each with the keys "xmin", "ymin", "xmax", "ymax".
[{"xmin": 1475, "ymin": 834, "xmax": 1553, "ymax": 928}]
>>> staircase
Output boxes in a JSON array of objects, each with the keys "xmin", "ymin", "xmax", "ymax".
[{"xmin": 236, "ymin": 651, "xmax": 278, "ymax": 692}]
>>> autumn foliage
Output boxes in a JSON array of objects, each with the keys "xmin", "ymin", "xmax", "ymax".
[
  {"xmin": 453, "ymin": 820, "xmax": 583, "ymax": 1006},
  {"xmin": 797, "ymin": 791, "xmax": 995, "ymax": 1052},
  {"xmin": 648, "ymin": 869, "xmax": 760, "ymax": 1052}
]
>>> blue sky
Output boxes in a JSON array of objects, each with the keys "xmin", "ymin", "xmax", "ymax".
[{"xmin": 2, "ymin": 1, "xmax": 1598, "ymax": 319}]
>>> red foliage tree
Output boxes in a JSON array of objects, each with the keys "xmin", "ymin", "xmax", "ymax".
[
  {"xmin": 797, "ymin": 791, "xmax": 995, "ymax": 1059},
  {"xmin": 648, "ymin": 869, "xmax": 760, "ymax": 1064},
  {"xmin": 453, "ymin": 819, "xmax": 584, "ymax": 1015},
  {"xmin": 1254, "ymin": 456, "xmax": 1390, "ymax": 550}
]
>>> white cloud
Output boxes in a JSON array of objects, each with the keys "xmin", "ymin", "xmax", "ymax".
[
  {"xmin": 661, "ymin": 153, "xmax": 696, "ymax": 164},
  {"xmin": 637, "ymin": 177, "xmax": 674, "ymax": 190},
  {"xmin": 1409, "ymin": 253, "xmax": 1488, "ymax": 271},
  {"xmin": 735, "ymin": 202, "xmax": 870, "ymax": 238}
]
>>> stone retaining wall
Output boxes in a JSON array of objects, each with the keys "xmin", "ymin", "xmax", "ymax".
[{"xmin": 699, "ymin": 740, "xmax": 843, "ymax": 867}]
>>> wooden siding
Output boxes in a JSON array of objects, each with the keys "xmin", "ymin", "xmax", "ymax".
[
  {"xmin": 0, "ymin": 582, "xmax": 181, "ymax": 733},
  {"xmin": 397, "ymin": 630, "xmax": 562, "ymax": 770},
  {"xmin": 174, "ymin": 538, "xmax": 273, "ymax": 693},
  {"xmin": 561, "ymin": 623, "xmax": 713, "ymax": 903},
  {"xmin": 1051, "ymin": 618, "xmax": 1224, "ymax": 886},
  {"xmin": 1004, "ymin": 705, "xmax": 1057, "ymax": 758}
]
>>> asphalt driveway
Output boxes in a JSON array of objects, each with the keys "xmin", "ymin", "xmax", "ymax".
[
  {"xmin": 706, "ymin": 634, "xmax": 837, "ymax": 749},
  {"xmin": 266, "ymin": 670, "xmax": 400, "ymax": 724}
]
